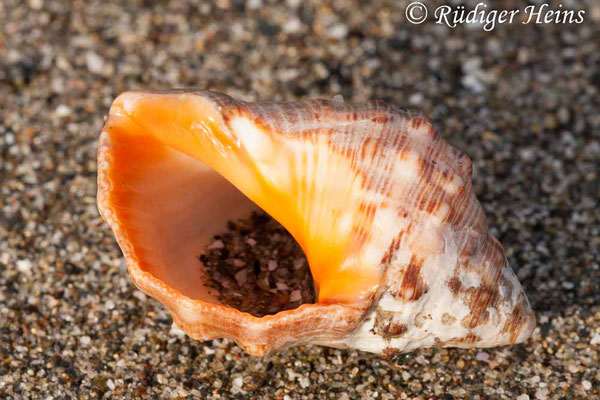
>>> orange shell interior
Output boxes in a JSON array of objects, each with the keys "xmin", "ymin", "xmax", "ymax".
[{"xmin": 97, "ymin": 92, "xmax": 372, "ymax": 353}]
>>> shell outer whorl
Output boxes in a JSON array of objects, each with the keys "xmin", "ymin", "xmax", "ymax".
[
  {"xmin": 209, "ymin": 91, "xmax": 534, "ymax": 351},
  {"xmin": 183, "ymin": 90, "xmax": 535, "ymax": 352},
  {"xmin": 195, "ymin": 90, "xmax": 536, "ymax": 352}
]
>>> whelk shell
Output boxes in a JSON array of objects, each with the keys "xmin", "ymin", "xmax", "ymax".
[{"xmin": 97, "ymin": 90, "xmax": 535, "ymax": 356}]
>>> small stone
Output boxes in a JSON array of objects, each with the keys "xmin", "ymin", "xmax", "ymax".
[
  {"xmin": 232, "ymin": 376, "xmax": 243, "ymax": 388},
  {"xmin": 220, "ymin": 280, "xmax": 234, "ymax": 289},
  {"xmin": 106, "ymin": 379, "xmax": 115, "ymax": 390},
  {"xmin": 234, "ymin": 269, "xmax": 248, "ymax": 286},
  {"xmin": 268, "ymin": 260, "xmax": 278, "ymax": 271},
  {"xmin": 55, "ymin": 105, "xmax": 72, "ymax": 118},
  {"xmin": 80, "ymin": 336, "xmax": 91, "ymax": 345},
  {"xmin": 233, "ymin": 259, "xmax": 246, "ymax": 267},
  {"xmin": 16, "ymin": 259, "xmax": 32, "ymax": 273},
  {"xmin": 476, "ymin": 352, "xmax": 490, "ymax": 362},
  {"xmin": 0, "ymin": 253, "xmax": 9, "ymax": 264},
  {"xmin": 298, "ymin": 376, "xmax": 310, "ymax": 388},
  {"xmin": 558, "ymin": 107, "xmax": 570, "ymax": 124},
  {"xmin": 246, "ymin": 0, "xmax": 262, "ymax": 10},
  {"xmin": 462, "ymin": 75, "xmax": 485, "ymax": 93},
  {"xmin": 28, "ymin": 0, "xmax": 43, "ymax": 10},
  {"xmin": 328, "ymin": 23, "xmax": 348, "ymax": 39},
  {"xmin": 568, "ymin": 364, "xmax": 579, "ymax": 374},
  {"xmin": 169, "ymin": 323, "xmax": 185, "ymax": 336},
  {"xmin": 535, "ymin": 388, "xmax": 548, "ymax": 400},
  {"xmin": 86, "ymin": 51, "xmax": 105, "ymax": 75},
  {"xmin": 4, "ymin": 133, "xmax": 15, "ymax": 145},
  {"xmin": 289, "ymin": 290, "xmax": 302, "ymax": 302},
  {"xmin": 283, "ymin": 17, "xmax": 302, "ymax": 34},
  {"xmin": 582, "ymin": 380, "xmax": 592, "ymax": 390},
  {"xmin": 208, "ymin": 240, "xmax": 224, "ymax": 249},
  {"xmin": 562, "ymin": 281, "xmax": 575, "ymax": 290},
  {"xmin": 246, "ymin": 238, "xmax": 257, "ymax": 246},
  {"xmin": 332, "ymin": 94, "xmax": 344, "ymax": 103},
  {"xmin": 28, "ymin": 0, "xmax": 44, "ymax": 10},
  {"xmin": 516, "ymin": 395, "xmax": 530, "ymax": 400},
  {"xmin": 314, "ymin": 63, "xmax": 329, "ymax": 79},
  {"xmin": 590, "ymin": 333, "xmax": 600, "ymax": 345},
  {"xmin": 133, "ymin": 291, "xmax": 147, "ymax": 302},
  {"xmin": 409, "ymin": 93, "xmax": 424, "ymax": 106}
]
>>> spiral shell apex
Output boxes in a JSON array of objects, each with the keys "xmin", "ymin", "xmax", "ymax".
[{"xmin": 97, "ymin": 90, "xmax": 535, "ymax": 356}]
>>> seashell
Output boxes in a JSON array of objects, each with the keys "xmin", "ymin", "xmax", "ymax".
[{"xmin": 97, "ymin": 90, "xmax": 535, "ymax": 356}]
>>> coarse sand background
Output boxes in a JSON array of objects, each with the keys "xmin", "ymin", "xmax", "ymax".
[{"xmin": 1, "ymin": 0, "xmax": 599, "ymax": 398}]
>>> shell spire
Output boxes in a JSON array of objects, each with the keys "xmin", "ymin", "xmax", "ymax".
[{"xmin": 97, "ymin": 90, "xmax": 535, "ymax": 355}]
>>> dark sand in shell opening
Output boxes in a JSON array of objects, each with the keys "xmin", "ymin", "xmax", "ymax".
[{"xmin": 200, "ymin": 212, "xmax": 316, "ymax": 317}]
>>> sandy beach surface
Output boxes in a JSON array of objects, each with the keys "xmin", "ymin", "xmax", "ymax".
[{"xmin": 1, "ymin": 0, "xmax": 598, "ymax": 398}]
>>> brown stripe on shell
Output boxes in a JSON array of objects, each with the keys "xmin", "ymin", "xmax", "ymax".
[
  {"xmin": 446, "ymin": 233, "xmax": 513, "ymax": 329},
  {"xmin": 351, "ymin": 224, "xmax": 371, "ymax": 247},
  {"xmin": 501, "ymin": 294, "xmax": 533, "ymax": 343},
  {"xmin": 443, "ymin": 333, "xmax": 482, "ymax": 345},
  {"xmin": 447, "ymin": 276, "xmax": 499, "ymax": 330},
  {"xmin": 380, "ymin": 232, "xmax": 403, "ymax": 266},
  {"xmin": 370, "ymin": 114, "xmax": 389, "ymax": 124},
  {"xmin": 395, "ymin": 255, "xmax": 428, "ymax": 302}
]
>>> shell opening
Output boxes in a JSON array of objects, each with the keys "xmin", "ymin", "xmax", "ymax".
[
  {"xmin": 100, "ymin": 106, "xmax": 318, "ymax": 314},
  {"xmin": 101, "ymin": 91, "xmax": 380, "ymax": 316}
]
